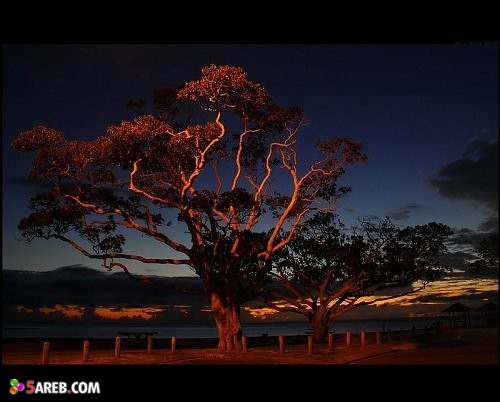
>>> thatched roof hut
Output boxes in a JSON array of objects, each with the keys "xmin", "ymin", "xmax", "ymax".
[
  {"xmin": 442, "ymin": 302, "xmax": 471, "ymax": 313},
  {"xmin": 476, "ymin": 301, "xmax": 497, "ymax": 312},
  {"xmin": 476, "ymin": 301, "xmax": 498, "ymax": 327},
  {"xmin": 442, "ymin": 302, "xmax": 472, "ymax": 328}
]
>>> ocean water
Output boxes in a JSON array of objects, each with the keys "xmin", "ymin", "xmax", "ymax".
[{"xmin": 3, "ymin": 316, "xmax": 480, "ymax": 339}]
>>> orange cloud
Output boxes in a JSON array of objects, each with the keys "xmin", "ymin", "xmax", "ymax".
[
  {"xmin": 173, "ymin": 305, "xmax": 190, "ymax": 315},
  {"xmin": 243, "ymin": 306, "xmax": 281, "ymax": 320},
  {"xmin": 371, "ymin": 278, "xmax": 498, "ymax": 307},
  {"xmin": 16, "ymin": 305, "xmax": 34, "ymax": 314},
  {"xmin": 38, "ymin": 304, "xmax": 85, "ymax": 318},
  {"xmin": 94, "ymin": 306, "xmax": 163, "ymax": 320}
]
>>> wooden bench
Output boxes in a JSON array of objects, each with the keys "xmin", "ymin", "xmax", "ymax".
[{"xmin": 117, "ymin": 331, "xmax": 158, "ymax": 340}]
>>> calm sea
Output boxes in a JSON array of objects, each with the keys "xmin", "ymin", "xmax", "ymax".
[{"xmin": 3, "ymin": 316, "xmax": 480, "ymax": 339}]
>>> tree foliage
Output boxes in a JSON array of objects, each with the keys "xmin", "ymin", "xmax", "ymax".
[
  {"xmin": 264, "ymin": 213, "xmax": 452, "ymax": 340},
  {"xmin": 466, "ymin": 233, "xmax": 499, "ymax": 277},
  {"xmin": 12, "ymin": 64, "xmax": 367, "ymax": 350}
]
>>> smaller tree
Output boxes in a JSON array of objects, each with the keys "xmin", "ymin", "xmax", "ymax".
[
  {"xmin": 263, "ymin": 213, "xmax": 453, "ymax": 341},
  {"xmin": 466, "ymin": 233, "xmax": 499, "ymax": 277}
]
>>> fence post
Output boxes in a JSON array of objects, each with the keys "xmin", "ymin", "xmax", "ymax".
[
  {"xmin": 346, "ymin": 331, "xmax": 351, "ymax": 346},
  {"xmin": 307, "ymin": 335, "xmax": 313, "ymax": 355},
  {"xmin": 376, "ymin": 330, "xmax": 381, "ymax": 345},
  {"xmin": 328, "ymin": 332, "xmax": 334, "ymax": 352},
  {"xmin": 42, "ymin": 341, "xmax": 50, "ymax": 365},
  {"xmin": 278, "ymin": 335, "xmax": 285, "ymax": 354},
  {"xmin": 114, "ymin": 337, "xmax": 121, "ymax": 358},
  {"xmin": 360, "ymin": 330, "xmax": 366, "ymax": 346},
  {"xmin": 83, "ymin": 340, "xmax": 90, "ymax": 362},
  {"xmin": 242, "ymin": 336, "xmax": 247, "ymax": 353},
  {"xmin": 147, "ymin": 336, "xmax": 153, "ymax": 354},
  {"xmin": 171, "ymin": 336, "xmax": 177, "ymax": 354}
]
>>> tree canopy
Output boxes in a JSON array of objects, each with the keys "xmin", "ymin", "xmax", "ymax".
[
  {"xmin": 264, "ymin": 213, "xmax": 452, "ymax": 340},
  {"xmin": 466, "ymin": 233, "xmax": 499, "ymax": 277},
  {"xmin": 12, "ymin": 64, "xmax": 367, "ymax": 350}
]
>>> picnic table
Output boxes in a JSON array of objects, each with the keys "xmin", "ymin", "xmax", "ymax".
[{"xmin": 117, "ymin": 331, "xmax": 158, "ymax": 340}]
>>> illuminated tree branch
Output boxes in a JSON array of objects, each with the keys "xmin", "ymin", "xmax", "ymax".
[
  {"xmin": 13, "ymin": 64, "xmax": 366, "ymax": 351},
  {"xmin": 264, "ymin": 214, "xmax": 452, "ymax": 341}
]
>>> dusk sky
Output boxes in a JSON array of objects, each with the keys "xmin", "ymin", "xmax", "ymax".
[
  {"xmin": 3, "ymin": 44, "xmax": 498, "ymax": 271},
  {"xmin": 2, "ymin": 44, "xmax": 498, "ymax": 322}
]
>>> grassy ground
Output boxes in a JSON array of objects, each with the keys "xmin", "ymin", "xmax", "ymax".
[{"xmin": 352, "ymin": 327, "xmax": 498, "ymax": 364}]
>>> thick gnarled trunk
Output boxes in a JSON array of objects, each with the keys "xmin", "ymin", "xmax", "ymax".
[
  {"xmin": 310, "ymin": 307, "xmax": 330, "ymax": 342},
  {"xmin": 210, "ymin": 292, "xmax": 242, "ymax": 351}
]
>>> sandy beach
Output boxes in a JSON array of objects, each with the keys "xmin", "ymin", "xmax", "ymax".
[{"xmin": 2, "ymin": 327, "xmax": 497, "ymax": 365}]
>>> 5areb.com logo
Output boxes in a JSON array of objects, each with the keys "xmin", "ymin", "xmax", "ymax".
[{"xmin": 10, "ymin": 379, "xmax": 100, "ymax": 395}]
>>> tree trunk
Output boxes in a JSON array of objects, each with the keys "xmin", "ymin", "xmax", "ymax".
[
  {"xmin": 310, "ymin": 311, "xmax": 330, "ymax": 342},
  {"xmin": 210, "ymin": 292, "xmax": 242, "ymax": 351}
]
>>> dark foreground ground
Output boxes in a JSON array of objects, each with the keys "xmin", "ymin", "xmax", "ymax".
[{"xmin": 2, "ymin": 327, "xmax": 497, "ymax": 365}]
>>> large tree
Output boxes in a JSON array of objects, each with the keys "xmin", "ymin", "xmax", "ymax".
[
  {"xmin": 264, "ymin": 213, "xmax": 452, "ymax": 341},
  {"xmin": 12, "ymin": 64, "xmax": 366, "ymax": 350}
]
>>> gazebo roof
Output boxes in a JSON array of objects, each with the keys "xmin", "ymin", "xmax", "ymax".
[
  {"xmin": 442, "ymin": 302, "xmax": 472, "ymax": 313},
  {"xmin": 476, "ymin": 301, "xmax": 498, "ymax": 312}
]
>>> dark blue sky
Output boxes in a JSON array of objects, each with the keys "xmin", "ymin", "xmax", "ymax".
[{"xmin": 2, "ymin": 44, "xmax": 498, "ymax": 274}]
